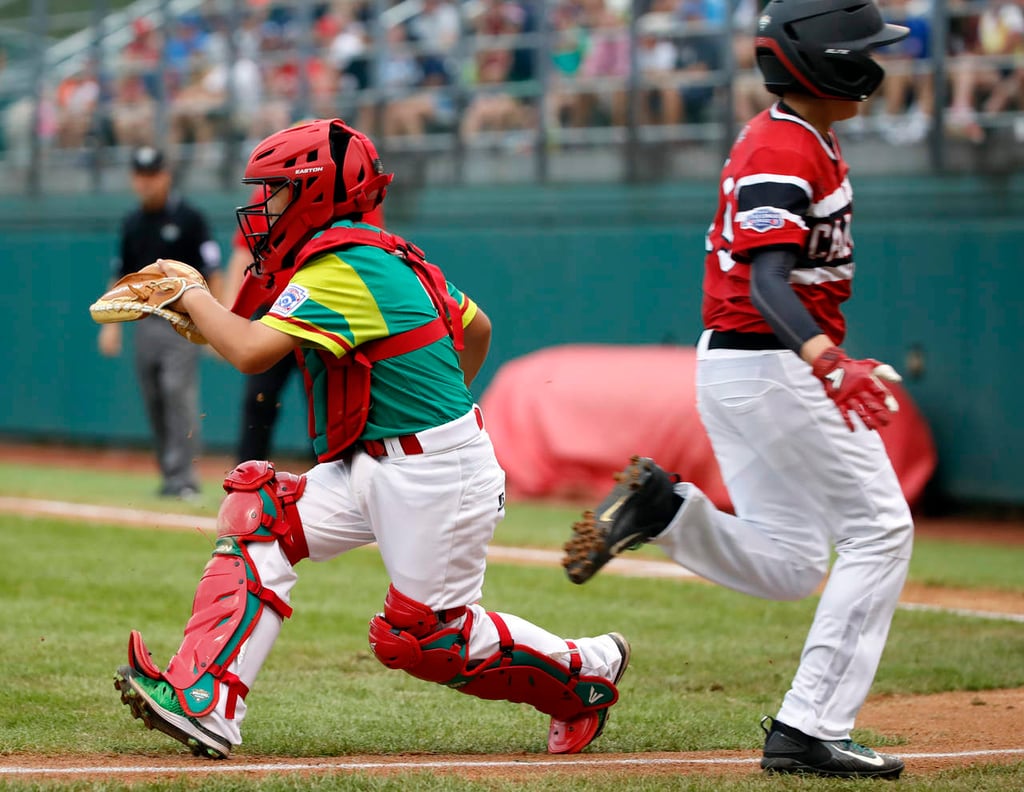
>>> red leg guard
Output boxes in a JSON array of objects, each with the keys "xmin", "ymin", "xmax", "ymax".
[
  {"xmin": 135, "ymin": 461, "xmax": 307, "ymax": 717},
  {"xmin": 367, "ymin": 585, "xmax": 620, "ymax": 723},
  {"xmin": 455, "ymin": 616, "xmax": 619, "ymax": 722}
]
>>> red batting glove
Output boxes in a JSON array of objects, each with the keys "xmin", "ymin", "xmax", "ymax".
[{"xmin": 811, "ymin": 346, "xmax": 902, "ymax": 432}]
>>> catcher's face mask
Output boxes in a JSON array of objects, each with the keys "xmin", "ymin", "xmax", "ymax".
[{"xmin": 235, "ymin": 180, "xmax": 293, "ymax": 278}]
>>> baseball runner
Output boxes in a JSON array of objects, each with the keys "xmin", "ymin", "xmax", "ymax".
[
  {"xmin": 110, "ymin": 119, "xmax": 629, "ymax": 759},
  {"xmin": 563, "ymin": 0, "xmax": 914, "ymax": 779}
]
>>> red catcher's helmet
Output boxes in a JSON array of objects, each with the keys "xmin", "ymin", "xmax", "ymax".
[
  {"xmin": 235, "ymin": 119, "xmax": 393, "ymax": 287},
  {"xmin": 755, "ymin": 0, "xmax": 909, "ymax": 101}
]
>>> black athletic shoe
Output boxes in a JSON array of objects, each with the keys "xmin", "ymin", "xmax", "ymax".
[
  {"xmin": 760, "ymin": 716, "xmax": 904, "ymax": 779},
  {"xmin": 562, "ymin": 456, "xmax": 680, "ymax": 584}
]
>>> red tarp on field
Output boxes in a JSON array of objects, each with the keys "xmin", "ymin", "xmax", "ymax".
[{"xmin": 479, "ymin": 344, "xmax": 937, "ymax": 509}]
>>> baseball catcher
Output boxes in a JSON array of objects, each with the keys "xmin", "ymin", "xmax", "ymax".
[
  {"xmin": 111, "ymin": 119, "xmax": 630, "ymax": 760},
  {"xmin": 90, "ymin": 259, "xmax": 210, "ymax": 344}
]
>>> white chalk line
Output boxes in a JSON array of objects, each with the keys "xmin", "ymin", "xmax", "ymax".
[
  {"xmin": 3, "ymin": 496, "xmax": 1022, "ymax": 622},
  {"xmin": 4, "ymin": 749, "xmax": 1024, "ymax": 776},
  {"xmin": 897, "ymin": 601, "xmax": 1024, "ymax": 622},
  {"xmin": 0, "ymin": 495, "xmax": 695, "ymax": 581}
]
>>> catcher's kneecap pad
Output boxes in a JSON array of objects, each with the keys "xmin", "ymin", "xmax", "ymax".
[{"xmin": 90, "ymin": 259, "xmax": 209, "ymax": 344}]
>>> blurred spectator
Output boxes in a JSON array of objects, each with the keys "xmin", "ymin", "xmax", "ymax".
[
  {"xmin": 357, "ymin": 23, "xmax": 423, "ymax": 134},
  {"xmin": 110, "ymin": 74, "xmax": 157, "ymax": 147},
  {"xmin": 576, "ymin": 5, "xmax": 630, "ymax": 126},
  {"xmin": 264, "ymin": 1, "xmax": 298, "ymax": 32},
  {"xmin": 122, "ymin": 18, "xmax": 162, "ymax": 99},
  {"xmin": 3, "ymin": 87, "xmax": 57, "ymax": 169},
  {"xmin": 323, "ymin": 5, "xmax": 371, "ymax": 121},
  {"xmin": 545, "ymin": 2, "xmax": 591, "ymax": 130},
  {"xmin": 508, "ymin": 0, "xmax": 539, "ymax": 82},
  {"xmin": 237, "ymin": 8, "xmax": 267, "ymax": 61},
  {"xmin": 373, "ymin": 24, "xmax": 458, "ymax": 137},
  {"xmin": 165, "ymin": 14, "xmax": 209, "ymax": 90},
  {"xmin": 635, "ymin": 12, "xmax": 683, "ymax": 125},
  {"xmin": 384, "ymin": 64, "xmax": 459, "ymax": 137},
  {"xmin": 206, "ymin": 52, "xmax": 263, "ymax": 139},
  {"xmin": 473, "ymin": 0, "xmax": 527, "ymax": 83},
  {"xmin": 460, "ymin": 1, "xmax": 535, "ymax": 141},
  {"xmin": 55, "ymin": 64, "xmax": 100, "ymax": 149},
  {"xmin": 947, "ymin": 0, "xmax": 1024, "ymax": 142},
  {"xmin": 672, "ymin": 0, "xmax": 724, "ymax": 124},
  {"xmin": 308, "ymin": 20, "xmax": 343, "ymax": 119},
  {"xmin": 202, "ymin": 9, "xmax": 262, "ymax": 66},
  {"xmin": 259, "ymin": 39, "xmax": 335, "ymax": 138},
  {"xmin": 408, "ymin": 0, "xmax": 461, "ymax": 83},
  {"xmin": 946, "ymin": 0, "xmax": 979, "ymax": 58},
  {"xmin": 874, "ymin": 0, "xmax": 933, "ymax": 144},
  {"xmin": 730, "ymin": 0, "xmax": 773, "ymax": 124},
  {"xmin": 326, "ymin": 5, "xmax": 370, "ymax": 94},
  {"xmin": 168, "ymin": 55, "xmax": 226, "ymax": 153}
]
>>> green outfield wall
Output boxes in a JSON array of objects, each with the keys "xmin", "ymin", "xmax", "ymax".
[{"xmin": 2, "ymin": 175, "xmax": 1022, "ymax": 506}]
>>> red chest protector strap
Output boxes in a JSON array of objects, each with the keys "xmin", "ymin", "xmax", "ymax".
[
  {"xmin": 293, "ymin": 227, "xmax": 467, "ymax": 461},
  {"xmin": 296, "ymin": 226, "xmax": 465, "ymax": 352}
]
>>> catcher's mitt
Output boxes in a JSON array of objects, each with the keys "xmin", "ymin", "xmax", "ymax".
[{"xmin": 90, "ymin": 259, "xmax": 209, "ymax": 344}]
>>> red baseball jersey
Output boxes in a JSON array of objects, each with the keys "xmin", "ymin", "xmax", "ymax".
[{"xmin": 702, "ymin": 102, "xmax": 854, "ymax": 345}]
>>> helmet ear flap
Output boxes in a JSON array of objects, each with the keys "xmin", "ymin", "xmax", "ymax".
[
  {"xmin": 828, "ymin": 54, "xmax": 885, "ymax": 97},
  {"xmin": 328, "ymin": 120, "xmax": 393, "ymax": 217},
  {"xmin": 756, "ymin": 48, "xmax": 796, "ymax": 96}
]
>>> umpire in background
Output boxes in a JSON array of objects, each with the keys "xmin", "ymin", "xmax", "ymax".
[{"xmin": 97, "ymin": 146, "xmax": 223, "ymax": 499}]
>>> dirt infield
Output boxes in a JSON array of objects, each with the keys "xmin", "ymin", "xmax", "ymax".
[
  {"xmin": 2, "ymin": 441, "xmax": 1023, "ymax": 781},
  {"xmin": 3, "ymin": 687, "xmax": 1024, "ymax": 781}
]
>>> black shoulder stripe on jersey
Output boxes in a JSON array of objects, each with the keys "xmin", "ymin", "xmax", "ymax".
[{"xmin": 737, "ymin": 180, "xmax": 810, "ymax": 214}]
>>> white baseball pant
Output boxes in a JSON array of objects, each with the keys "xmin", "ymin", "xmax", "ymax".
[{"xmin": 651, "ymin": 330, "xmax": 913, "ymax": 741}]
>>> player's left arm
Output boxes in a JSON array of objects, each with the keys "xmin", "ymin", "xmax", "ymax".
[
  {"xmin": 446, "ymin": 282, "xmax": 487, "ymax": 386},
  {"xmin": 459, "ymin": 306, "xmax": 491, "ymax": 387}
]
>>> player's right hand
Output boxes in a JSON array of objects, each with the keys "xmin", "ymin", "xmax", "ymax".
[{"xmin": 811, "ymin": 346, "xmax": 902, "ymax": 432}]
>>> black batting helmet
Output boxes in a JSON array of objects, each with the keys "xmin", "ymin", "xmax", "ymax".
[{"xmin": 755, "ymin": 0, "xmax": 909, "ymax": 101}]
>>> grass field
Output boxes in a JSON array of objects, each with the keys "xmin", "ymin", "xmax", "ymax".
[{"xmin": 1, "ymin": 460, "xmax": 1023, "ymax": 790}]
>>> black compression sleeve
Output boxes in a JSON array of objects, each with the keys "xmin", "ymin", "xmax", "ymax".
[{"xmin": 749, "ymin": 247, "xmax": 823, "ymax": 353}]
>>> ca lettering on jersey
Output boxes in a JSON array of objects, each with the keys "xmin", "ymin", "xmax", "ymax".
[{"xmin": 807, "ymin": 212, "xmax": 853, "ymax": 263}]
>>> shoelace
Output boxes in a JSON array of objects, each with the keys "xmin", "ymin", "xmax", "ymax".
[{"xmin": 832, "ymin": 739, "xmax": 877, "ymax": 757}]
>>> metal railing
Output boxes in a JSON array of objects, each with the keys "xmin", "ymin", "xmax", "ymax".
[{"xmin": 2, "ymin": 0, "xmax": 1023, "ymax": 194}]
